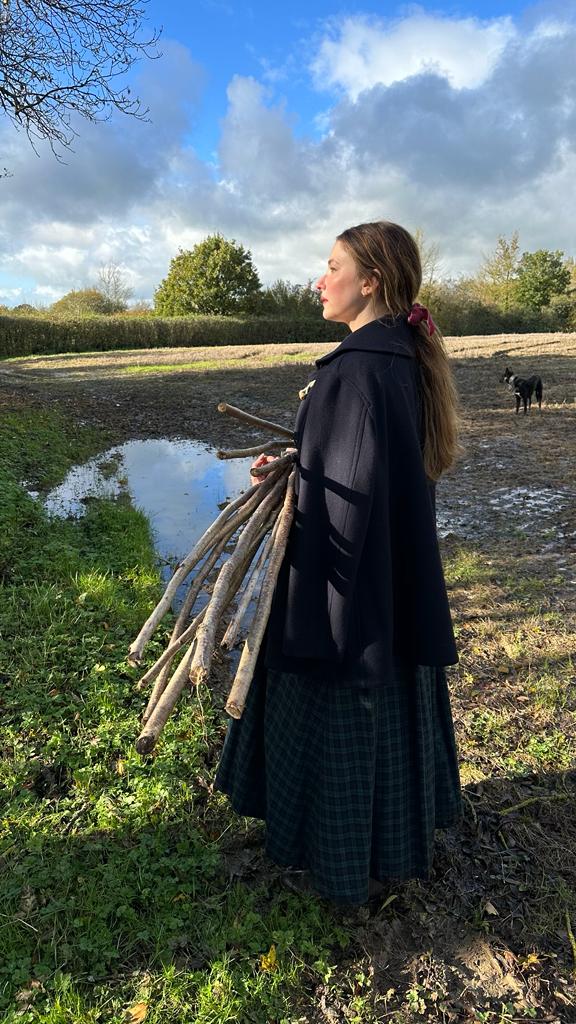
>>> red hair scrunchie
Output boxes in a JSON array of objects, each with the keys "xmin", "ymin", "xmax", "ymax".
[{"xmin": 408, "ymin": 302, "xmax": 437, "ymax": 337}]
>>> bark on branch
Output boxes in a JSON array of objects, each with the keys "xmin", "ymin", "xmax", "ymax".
[
  {"xmin": 217, "ymin": 402, "xmax": 294, "ymax": 440},
  {"xmin": 225, "ymin": 469, "xmax": 296, "ymax": 719}
]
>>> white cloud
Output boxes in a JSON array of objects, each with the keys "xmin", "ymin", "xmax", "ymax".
[
  {"xmin": 311, "ymin": 11, "xmax": 517, "ymax": 99},
  {"xmin": 1, "ymin": 13, "xmax": 576, "ymax": 309}
]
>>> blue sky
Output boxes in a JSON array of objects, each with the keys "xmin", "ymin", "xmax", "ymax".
[
  {"xmin": 147, "ymin": 0, "xmax": 533, "ymax": 157},
  {"xmin": 1, "ymin": 0, "xmax": 575, "ymax": 305}
]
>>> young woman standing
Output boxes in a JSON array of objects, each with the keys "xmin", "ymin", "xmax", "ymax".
[{"xmin": 215, "ymin": 220, "xmax": 461, "ymax": 905}]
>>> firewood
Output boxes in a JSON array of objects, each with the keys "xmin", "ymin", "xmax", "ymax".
[
  {"xmin": 225, "ymin": 469, "xmax": 296, "ymax": 719},
  {"xmin": 135, "ymin": 508, "xmax": 280, "ymax": 753},
  {"xmin": 250, "ymin": 453, "xmax": 296, "ymax": 477},
  {"xmin": 132, "ymin": 401, "xmax": 300, "ymax": 753},
  {"xmin": 217, "ymin": 402, "xmax": 293, "ymax": 440},
  {"xmin": 188, "ymin": 469, "xmax": 290, "ymax": 686},
  {"xmin": 140, "ymin": 606, "xmax": 206, "ymax": 723},
  {"xmin": 216, "ymin": 441, "xmax": 286, "ymax": 460},
  {"xmin": 136, "ymin": 646, "xmax": 195, "ymax": 755},
  {"xmin": 128, "ymin": 463, "xmax": 286, "ymax": 664},
  {"xmin": 220, "ymin": 515, "xmax": 280, "ymax": 650}
]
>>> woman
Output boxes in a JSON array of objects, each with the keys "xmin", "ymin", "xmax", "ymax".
[{"xmin": 214, "ymin": 220, "xmax": 461, "ymax": 905}]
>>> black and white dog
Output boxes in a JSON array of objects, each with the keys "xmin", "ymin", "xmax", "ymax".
[{"xmin": 500, "ymin": 366, "xmax": 543, "ymax": 414}]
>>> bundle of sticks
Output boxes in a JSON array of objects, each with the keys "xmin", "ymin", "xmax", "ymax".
[{"xmin": 130, "ymin": 402, "xmax": 297, "ymax": 755}]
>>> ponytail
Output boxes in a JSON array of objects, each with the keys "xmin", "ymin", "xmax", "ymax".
[{"xmin": 411, "ymin": 321, "xmax": 462, "ymax": 480}]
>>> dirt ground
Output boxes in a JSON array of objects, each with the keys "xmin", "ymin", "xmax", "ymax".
[
  {"xmin": 2, "ymin": 334, "xmax": 576, "ymax": 1022},
  {"xmin": 2, "ymin": 334, "xmax": 576, "ymax": 582}
]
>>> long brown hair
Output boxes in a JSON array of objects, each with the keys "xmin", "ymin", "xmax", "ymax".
[{"xmin": 337, "ymin": 220, "xmax": 461, "ymax": 480}]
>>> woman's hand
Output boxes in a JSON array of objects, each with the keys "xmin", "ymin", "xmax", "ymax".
[
  {"xmin": 250, "ymin": 448, "xmax": 297, "ymax": 485},
  {"xmin": 250, "ymin": 453, "xmax": 279, "ymax": 484}
]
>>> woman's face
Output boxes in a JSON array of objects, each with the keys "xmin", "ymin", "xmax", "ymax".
[{"xmin": 315, "ymin": 240, "xmax": 374, "ymax": 326}]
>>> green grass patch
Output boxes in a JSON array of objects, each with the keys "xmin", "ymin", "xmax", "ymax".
[
  {"xmin": 443, "ymin": 546, "xmax": 494, "ymax": 587},
  {"xmin": 0, "ymin": 407, "xmax": 359, "ymax": 1021},
  {"xmin": 121, "ymin": 361, "xmax": 223, "ymax": 374},
  {"xmin": 120, "ymin": 351, "xmax": 316, "ymax": 376}
]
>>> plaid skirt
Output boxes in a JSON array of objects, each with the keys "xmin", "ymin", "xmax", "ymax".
[{"xmin": 214, "ymin": 658, "xmax": 461, "ymax": 905}]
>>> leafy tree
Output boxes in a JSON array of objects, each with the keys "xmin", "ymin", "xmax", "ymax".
[
  {"xmin": 516, "ymin": 249, "xmax": 571, "ymax": 311},
  {"xmin": 259, "ymin": 279, "xmax": 321, "ymax": 317},
  {"xmin": 154, "ymin": 235, "xmax": 262, "ymax": 316},
  {"xmin": 0, "ymin": 0, "xmax": 159, "ymax": 152},
  {"xmin": 479, "ymin": 232, "xmax": 521, "ymax": 311},
  {"xmin": 50, "ymin": 288, "xmax": 114, "ymax": 316},
  {"xmin": 96, "ymin": 262, "xmax": 133, "ymax": 312},
  {"xmin": 11, "ymin": 303, "xmax": 37, "ymax": 314},
  {"xmin": 547, "ymin": 293, "xmax": 576, "ymax": 330},
  {"xmin": 564, "ymin": 256, "xmax": 576, "ymax": 293}
]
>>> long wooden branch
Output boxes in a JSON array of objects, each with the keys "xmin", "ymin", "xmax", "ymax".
[
  {"xmin": 135, "ymin": 506, "xmax": 281, "ymax": 753},
  {"xmin": 216, "ymin": 441, "xmax": 286, "ymax": 460},
  {"xmin": 220, "ymin": 515, "xmax": 280, "ymax": 651},
  {"xmin": 136, "ymin": 523, "xmax": 236, "ymax": 696},
  {"xmin": 140, "ymin": 605, "xmax": 206, "ymax": 724},
  {"xmin": 218, "ymin": 402, "xmax": 294, "ymax": 440},
  {"xmin": 135, "ymin": 645, "xmax": 196, "ymax": 755},
  {"xmin": 171, "ymin": 527, "xmax": 234, "ymax": 638},
  {"xmin": 225, "ymin": 469, "xmax": 296, "ymax": 719},
  {"xmin": 188, "ymin": 469, "xmax": 290, "ymax": 686},
  {"xmin": 128, "ymin": 462, "xmax": 286, "ymax": 664}
]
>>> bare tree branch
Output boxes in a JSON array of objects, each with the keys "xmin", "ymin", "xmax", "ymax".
[{"xmin": 0, "ymin": 0, "xmax": 161, "ymax": 154}]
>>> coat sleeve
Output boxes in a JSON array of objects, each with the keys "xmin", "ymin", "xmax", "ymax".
[{"xmin": 281, "ymin": 372, "xmax": 381, "ymax": 662}]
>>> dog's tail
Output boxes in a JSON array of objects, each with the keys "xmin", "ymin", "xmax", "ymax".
[{"xmin": 535, "ymin": 377, "xmax": 543, "ymax": 408}]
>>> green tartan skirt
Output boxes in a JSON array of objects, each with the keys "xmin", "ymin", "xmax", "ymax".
[{"xmin": 214, "ymin": 658, "xmax": 461, "ymax": 905}]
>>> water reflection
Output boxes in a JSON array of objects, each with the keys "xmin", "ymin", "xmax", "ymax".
[{"xmin": 44, "ymin": 439, "xmax": 254, "ymax": 570}]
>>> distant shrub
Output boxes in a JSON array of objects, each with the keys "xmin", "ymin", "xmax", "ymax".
[
  {"xmin": 11, "ymin": 303, "xmax": 38, "ymax": 316},
  {"xmin": 427, "ymin": 281, "xmax": 575, "ymax": 337},
  {"xmin": 50, "ymin": 288, "xmax": 116, "ymax": 316},
  {"xmin": 0, "ymin": 313, "xmax": 346, "ymax": 358}
]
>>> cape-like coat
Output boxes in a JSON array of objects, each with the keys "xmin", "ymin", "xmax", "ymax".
[{"xmin": 265, "ymin": 315, "xmax": 458, "ymax": 685}]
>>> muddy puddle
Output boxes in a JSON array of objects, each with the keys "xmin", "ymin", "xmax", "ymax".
[
  {"xmin": 42, "ymin": 439, "xmax": 253, "ymax": 573},
  {"xmin": 436, "ymin": 481, "xmax": 576, "ymax": 544},
  {"xmin": 40, "ymin": 438, "xmax": 575, "ymax": 580}
]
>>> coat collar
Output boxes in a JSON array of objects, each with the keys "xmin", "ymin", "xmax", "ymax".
[{"xmin": 316, "ymin": 316, "xmax": 415, "ymax": 367}]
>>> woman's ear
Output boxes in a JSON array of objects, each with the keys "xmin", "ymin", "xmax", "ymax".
[{"xmin": 361, "ymin": 271, "xmax": 380, "ymax": 296}]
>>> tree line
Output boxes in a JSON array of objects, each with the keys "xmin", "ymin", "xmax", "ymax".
[{"xmin": 2, "ymin": 231, "xmax": 575, "ymax": 334}]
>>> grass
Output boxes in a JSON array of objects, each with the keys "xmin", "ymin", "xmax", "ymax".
[
  {"xmin": 120, "ymin": 353, "xmax": 315, "ymax": 376},
  {"xmin": 2, "ymin": 337, "xmax": 576, "ymax": 1021},
  {"xmin": 0, "ymin": 408, "xmax": 362, "ymax": 1023}
]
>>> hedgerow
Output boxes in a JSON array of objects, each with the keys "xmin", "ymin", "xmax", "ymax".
[{"xmin": 0, "ymin": 314, "xmax": 346, "ymax": 358}]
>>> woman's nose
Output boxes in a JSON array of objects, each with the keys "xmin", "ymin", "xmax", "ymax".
[{"xmin": 315, "ymin": 274, "xmax": 325, "ymax": 291}]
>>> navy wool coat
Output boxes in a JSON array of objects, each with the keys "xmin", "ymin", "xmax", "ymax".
[{"xmin": 264, "ymin": 315, "xmax": 458, "ymax": 685}]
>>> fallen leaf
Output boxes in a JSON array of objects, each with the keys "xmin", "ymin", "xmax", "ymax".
[
  {"xmin": 484, "ymin": 900, "xmax": 499, "ymax": 916},
  {"xmin": 381, "ymin": 893, "xmax": 398, "ymax": 910},
  {"xmin": 125, "ymin": 1002, "xmax": 148, "ymax": 1023},
  {"xmin": 260, "ymin": 944, "xmax": 277, "ymax": 972}
]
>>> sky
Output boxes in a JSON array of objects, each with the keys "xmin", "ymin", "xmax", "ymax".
[{"xmin": 1, "ymin": 0, "xmax": 575, "ymax": 306}]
